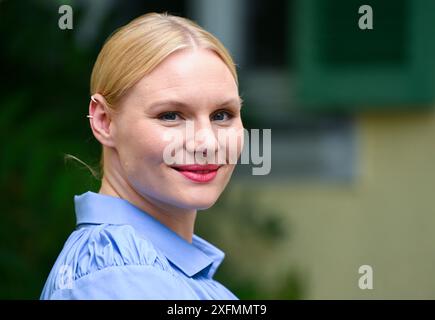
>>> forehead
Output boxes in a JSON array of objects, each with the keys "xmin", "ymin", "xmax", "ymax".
[{"xmin": 129, "ymin": 48, "xmax": 238, "ymax": 104}]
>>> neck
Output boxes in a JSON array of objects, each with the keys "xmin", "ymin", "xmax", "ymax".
[{"xmin": 99, "ymin": 151, "xmax": 197, "ymax": 243}]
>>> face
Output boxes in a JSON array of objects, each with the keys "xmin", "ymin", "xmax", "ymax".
[{"xmin": 109, "ymin": 49, "xmax": 243, "ymax": 211}]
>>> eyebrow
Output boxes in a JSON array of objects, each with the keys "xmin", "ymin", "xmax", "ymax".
[{"xmin": 147, "ymin": 97, "xmax": 243, "ymax": 112}]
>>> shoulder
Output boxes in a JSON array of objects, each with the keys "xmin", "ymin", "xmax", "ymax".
[
  {"xmin": 67, "ymin": 223, "xmax": 171, "ymax": 276},
  {"xmin": 41, "ymin": 223, "xmax": 182, "ymax": 299}
]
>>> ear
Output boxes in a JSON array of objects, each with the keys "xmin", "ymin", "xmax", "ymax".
[{"xmin": 88, "ymin": 94, "xmax": 116, "ymax": 147}]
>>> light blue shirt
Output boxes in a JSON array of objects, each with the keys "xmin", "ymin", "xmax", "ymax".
[{"xmin": 40, "ymin": 191, "xmax": 238, "ymax": 300}]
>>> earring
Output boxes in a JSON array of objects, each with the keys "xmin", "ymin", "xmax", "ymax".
[{"xmin": 89, "ymin": 96, "xmax": 97, "ymax": 119}]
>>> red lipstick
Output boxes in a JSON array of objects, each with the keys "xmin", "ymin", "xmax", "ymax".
[{"xmin": 171, "ymin": 164, "xmax": 221, "ymax": 183}]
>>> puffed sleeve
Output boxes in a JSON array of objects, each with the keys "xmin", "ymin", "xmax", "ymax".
[
  {"xmin": 41, "ymin": 224, "xmax": 194, "ymax": 300},
  {"xmin": 49, "ymin": 264, "xmax": 192, "ymax": 299}
]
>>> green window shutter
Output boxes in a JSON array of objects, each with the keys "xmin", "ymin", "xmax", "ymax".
[{"xmin": 295, "ymin": 0, "xmax": 435, "ymax": 110}]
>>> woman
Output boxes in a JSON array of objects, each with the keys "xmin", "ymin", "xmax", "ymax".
[{"xmin": 40, "ymin": 12, "xmax": 244, "ymax": 299}]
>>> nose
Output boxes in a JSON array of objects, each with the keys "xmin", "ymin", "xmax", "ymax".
[{"xmin": 185, "ymin": 119, "xmax": 219, "ymax": 158}]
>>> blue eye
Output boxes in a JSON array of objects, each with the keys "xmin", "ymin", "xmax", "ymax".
[
  {"xmin": 159, "ymin": 112, "xmax": 180, "ymax": 121},
  {"xmin": 212, "ymin": 111, "xmax": 232, "ymax": 121}
]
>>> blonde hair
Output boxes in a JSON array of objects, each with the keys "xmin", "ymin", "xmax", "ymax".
[
  {"xmin": 91, "ymin": 13, "xmax": 237, "ymax": 104},
  {"xmin": 89, "ymin": 12, "xmax": 238, "ymax": 179}
]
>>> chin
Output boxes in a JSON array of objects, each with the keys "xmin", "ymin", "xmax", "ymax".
[{"xmin": 178, "ymin": 193, "xmax": 220, "ymax": 211}]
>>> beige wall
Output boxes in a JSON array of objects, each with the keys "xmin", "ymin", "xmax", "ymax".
[{"xmin": 219, "ymin": 110, "xmax": 435, "ymax": 299}]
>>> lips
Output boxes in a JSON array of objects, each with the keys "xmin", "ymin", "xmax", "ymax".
[{"xmin": 171, "ymin": 164, "xmax": 221, "ymax": 183}]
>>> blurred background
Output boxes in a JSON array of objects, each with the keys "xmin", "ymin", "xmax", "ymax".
[{"xmin": 2, "ymin": 0, "xmax": 435, "ymax": 299}]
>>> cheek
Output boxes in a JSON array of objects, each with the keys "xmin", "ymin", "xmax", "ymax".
[
  {"xmin": 237, "ymin": 127, "xmax": 245, "ymax": 154},
  {"xmin": 218, "ymin": 122, "xmax": 245, "ymax": 159},
  {"xmin": 117, "ymin": 122, "xmax": 169, "ymax": 171}
]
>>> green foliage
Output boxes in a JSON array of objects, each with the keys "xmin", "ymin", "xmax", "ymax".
[{"xmin": 0, "ymin": 0, "xmax": 100, "ymax": 299}]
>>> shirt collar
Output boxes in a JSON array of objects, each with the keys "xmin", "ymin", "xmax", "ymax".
[{"xmin": 74, "ymin": 191, "xmax": 225, "ymax": 278}]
